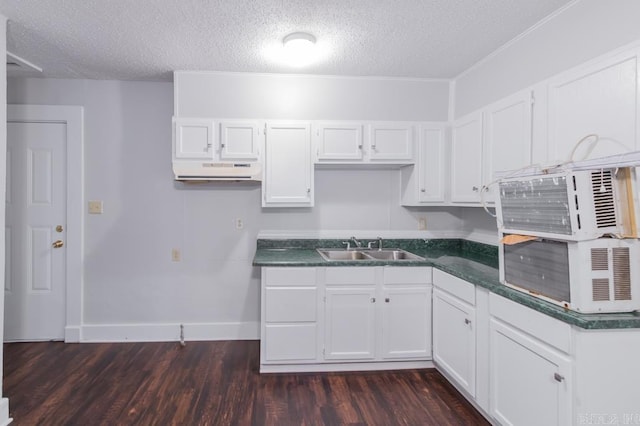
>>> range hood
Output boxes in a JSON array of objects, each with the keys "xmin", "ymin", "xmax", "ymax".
[{"xmin": 173, "ymin": 161, "xmax": 262, "ymax": 182}]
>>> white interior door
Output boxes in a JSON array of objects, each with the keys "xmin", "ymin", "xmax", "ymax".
[{"xmin": 5, "ymin": 121, "xmax": 67, "ymax": 341}]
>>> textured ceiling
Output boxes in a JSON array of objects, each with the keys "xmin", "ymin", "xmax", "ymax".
[{"xmin": 0, "ymin": 0, "xmax": 575, "ymax": 81}]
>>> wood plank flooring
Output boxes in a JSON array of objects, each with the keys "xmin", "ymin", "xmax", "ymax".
[{"xmin": 3, "ymin": 340, "xmax": 488, "ymax": 425}]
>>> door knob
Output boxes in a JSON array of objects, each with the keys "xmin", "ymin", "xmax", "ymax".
[{"xmin": 52, "ymin": 240, "xmax": 64, "ymax": 248}]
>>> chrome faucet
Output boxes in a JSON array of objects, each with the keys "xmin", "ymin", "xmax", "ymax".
[
  {"xmin": 350, "ymin": 236, "xmax": 363, "ymax": 248},
  {"xmin": 367, "ymin": 236, "xmax": 383, "ymax": 250}
]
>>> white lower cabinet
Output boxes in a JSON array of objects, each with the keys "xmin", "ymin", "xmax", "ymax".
[
  {"xmin": 261, "ymin": 265, "xmax": 432, "ymax": 372},
  {"xmin": 489, "ymin": 317, "xmax": 572, "ymax": 426},
  {"xmin": 381, "ymin": 286, "xmax": 431, "ymax": 359},
  {"xmin": 489, "ymin": 293, "xmax": 573, "ymax": 426},
  {"xmin": 260, "ymin": 267, "xmax": 319, "ymax": 365},
  {"xmin": 324, "ymin": 266, "xmax": 432, "ymax": 363},
  {"xmin": 433, "ymin": 287, "xmax": 476, "ymax": 397},
  {"xmin": 324, "ymin": 286, "xmax": 376, "ymax": 360}
]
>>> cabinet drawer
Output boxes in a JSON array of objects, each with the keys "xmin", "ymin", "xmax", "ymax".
[
  {"xmin": 325, "ymin": 267, "xmax": 376, "ymax": 285},
  {"xmin": 264, "ymin": 324, "xmax": 317, "ymax": 361},
  {"xmin": 490, "ymin": 293, "xmax": 571, "ymax": 354},
  {"xmin": 383, "ymin": 267, "xmax": 431, "ymax": 285},
  {"xmin": 264, "ymin": 267, "xmax": 316, "ymax": 286},
  {"xmin": 265, "ymin": 287, "xmax": 317, "ymax": 322},
  {"xmin": 433, "ymin": 269, "xmax": 476, "ymax": 305}
]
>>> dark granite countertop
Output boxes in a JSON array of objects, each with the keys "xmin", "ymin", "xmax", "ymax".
[{"xmin": 253, "ymin": 238, "xmax": 640, "ymax": 330}]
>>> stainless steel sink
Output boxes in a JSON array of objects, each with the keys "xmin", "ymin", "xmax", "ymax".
[
  {"xmin": 364, "ymin": 249, "xmax": 424, "ymax": 261},
  {"xmin": 316, "ymin": 249, "xmax": 371, "ymax": 260},
  {"xmin": 316, "ymin": 248, "xmax": 424, "ymax": 261}
]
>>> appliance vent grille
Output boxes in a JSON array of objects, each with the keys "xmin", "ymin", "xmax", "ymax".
[
  {"xmin": 591, "ymin": 171, "xmax": 617, "ymax": 228},
  {"xmin": 592, "ymin": 279, "xmax": 611, "ymax": 301},
  {"xmin": 590, "ymin": 248, "xmax": 609, "ymax": 271},
  {"xmin": 612, "ymin": 247, "xmax": 631, "ymax": 300},
  {"xmin": 499, "ymin": 177, "xmax": 572, "ymax": 235}
]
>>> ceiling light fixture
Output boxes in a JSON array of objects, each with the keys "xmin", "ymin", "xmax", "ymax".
[{"xmin": 281, "ymin": 32, "xmax": 317, "ymax": 67}]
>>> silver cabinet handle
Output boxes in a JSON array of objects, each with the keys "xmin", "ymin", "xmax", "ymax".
[
  {"xmin": 554, "ymin": 373, "xmax": 564, "ymax": 383},
  {"xmin": 464, "ymin": 318, "xmax": 471, "ymax": 325},
  {"xmin": 385, "ymin": 298, "xmax": 390, "ymax": 303},
  {"xmin": 472, "ymin": 186, "xmax": 479, "ymax": 192},
  {"xmin": 370, "ymin": 297, "xmax": 376, "ymax": 303},
  {"xmin": 421, "ymin": 188, "xmax": 426, "ymax": 193}
]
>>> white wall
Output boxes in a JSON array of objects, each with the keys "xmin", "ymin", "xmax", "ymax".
[
  {"xmin": 7, "ymin": 76, "xmax": 463, "ymax": 341},
  {"xmin": 455, "ymin": 0, "xmax": 640, "ymax": 118}
]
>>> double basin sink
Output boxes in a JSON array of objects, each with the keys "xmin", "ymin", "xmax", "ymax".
[{"xmin": 316, "ymin": 248, "xmax": 424, "ymax": 262}]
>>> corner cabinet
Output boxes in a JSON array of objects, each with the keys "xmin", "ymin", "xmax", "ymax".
[
  {"xmin": 262, "ymin": 121, "xmax": 314, "ymax": 207},
  {"xmin": 432, "ymin": 270, "xmax": 477, "ymax": 397},
  {"xmin": 401, "ymin": 123, "xmax": 446, "ymax": 205},
  {"xmin": 450, "ymin": 112, "xmax": 484, "ymax": 203}
]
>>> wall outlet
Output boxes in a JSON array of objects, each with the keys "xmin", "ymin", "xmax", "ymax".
[
  {"xmin": 88, "ymin": 200, "xmax": 103, "ymax": 214},
  {"xmin": 171, "ymin": 248, "xmax": 181, "ymax": 262},
  {"xmin": 235, "ymin": 218, "xmax": 243, "ymax": 229},
  {"xmin": 418, "ymin": 217, "xmax": 427, "ymax": 230}
]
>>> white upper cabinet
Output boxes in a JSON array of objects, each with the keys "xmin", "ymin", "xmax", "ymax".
[
  {"xmin": 173, "ymin": 118, "xmax": 215, "ymax": 160},
  {"xmin": 219, "ymin": 121, "xmax": 261, "ymax": 161},
  {"xmin": 314, "ymin": 122, "xmax": 364, "ymax": 161},
  {"xmin": 482, "ymin": 90, "xmax": 533, "ymax": 202},
  {"xmin": 263, "ymin": 121, "xmax": 313, "ymax": 207},
  {"xmin": 451, "ymin": 111, "xmax": 484, "ymax": 203},
  {"xmin": 548, "ymin": 49, "xmax": 640, "ymax": 163},
  {"xmin": 369, "ymin": 122, "xmax": 414, "ymax": 161},
  {"xmin": 401, "ymin": 123, "xmax": 446, "ymax": 205},
  {"xmin": 313, "ymin": 121, "xmax": 415, "ymax": 164}
]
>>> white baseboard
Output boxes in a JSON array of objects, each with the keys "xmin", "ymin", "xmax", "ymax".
[
  {"xmin": 0, "ymin": 398, "xmax": 12, "ymax": 425},
  {"xmin": 81, "ymin": 321, "xmax": 259, "ymax": 343},
  {"xmin": 260, "ymin": 360, "xmax": 434, "ymax": 373},
  {"xmin": 64, "ymin": 326, "xmax": 81, "ymax": 343}
]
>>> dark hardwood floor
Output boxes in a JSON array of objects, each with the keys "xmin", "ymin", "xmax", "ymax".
[{"xmin": 3, "ymin": 340, "xmax": 488, "ymax": 425}]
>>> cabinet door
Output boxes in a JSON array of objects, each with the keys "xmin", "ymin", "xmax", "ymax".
[
  {"xmin": 483, "ymin": 90, "xmax": 533, "ymax": 202},
  {"xmin": 451, "ymin": 112, "xmax": 483, "ymax": 203},
  {"xmin": 219, "ymin": 121, "xmax": 261, "ymax": 160},
  {"xmin": 174, "ymin": 118, "xmax": 214, "ymax": 160},
  {"xmin": 324, "ymin": 287, "xmax": 376, "ymax": 360},
  {"xmin": 263, "ymin": 121, "xmax": 313, "ymax": 207},
  {"xmin": 548, "ymin": 49, "xmax": 640, "ymax": 163},
  {"xmin": 368, "ymin": 123, "xmax": 414, "ymax": 161},
  {"xmin": 381, "ymin": 286, "xmax": 431, "ymax": 359},
  {"xmin": 432, "ymin": 288, "xmax": 476, "ymax": 397},
  {"xmin": 314, "ymin": 122, "xmax": 364, "ymax": 161},
  {"xmin": 418, "ymin": 124, "xmax": 446, "ymax": 202},
  {"xmin": 490, "ymin": 318, "xmax": 572, "ymax": 426}
]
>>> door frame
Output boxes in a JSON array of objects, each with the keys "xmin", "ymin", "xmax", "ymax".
[{"xmin": 7, "ymin": 105, "xmax": 84, "ymax": 342}]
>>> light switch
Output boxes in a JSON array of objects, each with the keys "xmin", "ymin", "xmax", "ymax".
[{"xmin": 88, "ymin": 200, "xmax": 103, "ymax": 214}]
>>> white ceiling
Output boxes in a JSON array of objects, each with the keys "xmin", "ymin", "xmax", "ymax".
[{"xmin": 0, "ymin": 0, "xmax": 575, "ymax": 82}]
